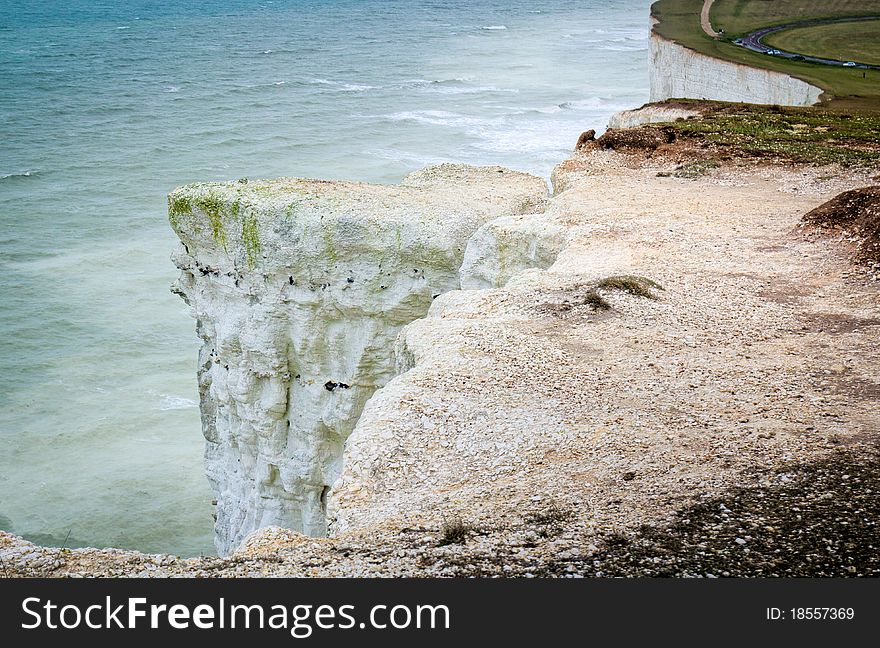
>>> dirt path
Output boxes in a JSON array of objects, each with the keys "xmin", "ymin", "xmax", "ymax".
[{"xmin": 701, "ymin": 0, "xmax": 721, "ymax": 38}]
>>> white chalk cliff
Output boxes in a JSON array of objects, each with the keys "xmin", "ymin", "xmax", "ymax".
[
  {"xmin": 649, "ymin": 24, "xmax": 822, "ymax": 106},
  {"xmin": 168, "ymin": 9, "xmax": 831, "ymax": 558},
  {"xmin": 169, "ymin": 165, "xmax": 547, "ymax": 554}
]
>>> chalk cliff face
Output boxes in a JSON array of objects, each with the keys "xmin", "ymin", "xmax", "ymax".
[
  {"xmin": 606, "ymin": 104, "xmax": 701, "ymax": 130},
  {"xmin": 460, "ymin": 213, "xmax": 568, "ymax": 290},
  {"xmin": 169, "ymin": 165, "xmax": 547, "ymax": 555},
  {"xmin": 649, "ymin": 31, "xmax": 822, "ymax": 106}
]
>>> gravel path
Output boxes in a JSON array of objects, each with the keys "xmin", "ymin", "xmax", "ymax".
[{"xmin": 700, "ymin": 0, "xmax": 721, "ymax": 39}]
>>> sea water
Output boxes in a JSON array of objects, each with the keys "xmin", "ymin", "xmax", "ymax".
[{"xmin": 0, "ymin": 0, "xmax": 651, "ymax": 556}]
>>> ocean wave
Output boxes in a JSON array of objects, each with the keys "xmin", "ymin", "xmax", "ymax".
[
  {"xmin": 164, "ymin": 85, "xmax": 180, "ymax": 93},
  {"xmin": 338, "ymin": 83, "xmax": 376, "ymax": 92},
  {"xmin": 383, "ymin": 110, "xmax": 486, "ymax": 128},
  {"xmin": 583, "ymin": 35, "xmax": 645, "ymax": 45},
  {"xmin": 307, "ymin": 78, "xmax": 377, "ymax": 92},
  {"xmin": 237, "ymin": 80, "xmax": 291, "ymax": 91},
  {"xmin": 472, "ymin": 123, "xmax": 582, "ymax": 155},
  {"xmin": 393, "ymin": 77, "xmax": 480, "ymax": 92},
  {"xmin": 427, "ymin": 84, "xmax": 518, "ymax": 95},
  {"xmin": 480, "ymin": 25, "xmax": 507, "ymax": 31},
  {"xmin": 0, "ymin": 170, "xmax": 37, "ymax": 181},
  {"xmin": 388, "ymin": 78, "xmax": 480, "ymax": 91},
  {"xmin": 395, "ymin": 78, "xmax": 430, "ymax": 87},
  {"xmin": 429, "ymin": 77, "xmax": 473, "ymax": 85},
  {"xmin": 156, "ymin": 395, "xmax": 197, "ymax": 411},
  {"xmin": 518, "ymin": 105, "xmax": 565, "ymax": 115},
  {"xmin": 368, "ymin": 148, "xmax": 451, "ymax": 166},
  {"xmin": 558, "ymin": 97, "xmax": 604, "ymax": 110}
]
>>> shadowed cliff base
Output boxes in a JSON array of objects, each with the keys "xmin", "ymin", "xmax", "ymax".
[
  {"xmin": 561, "ymin": 450, "xmax": 880, "ymax": 577},
  {"xmin": 408, "ymin": 450, "xmax": 880, "ymax": 577}
]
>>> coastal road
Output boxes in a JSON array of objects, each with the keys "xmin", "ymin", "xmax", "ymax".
[{"xmin": 735, "ymin": 16, "xmax": 880, "ymax": 70}]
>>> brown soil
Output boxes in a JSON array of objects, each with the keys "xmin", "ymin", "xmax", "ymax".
[
  {"xmin": 594, "ymin": 126, "xmax": 677, "ymax": 152},
  {"xmin": 802, "ymin": 186, "xmax": 880, "ymax": 265}
]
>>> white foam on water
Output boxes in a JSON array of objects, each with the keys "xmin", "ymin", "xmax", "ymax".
[
  {"xmin": 338, "ymin": 83, "xmax": 377, "ymax": 92},
  {"xmin": 0, "ymin": 170, "xmax": 35, "ymax": 180},
  {"xmin": 157, "ymin": 395, "xmax": 198, "ymax": 411},
  {"xmin": 426, "ymin": 84, "xmax": 518, "ymax": 95}
]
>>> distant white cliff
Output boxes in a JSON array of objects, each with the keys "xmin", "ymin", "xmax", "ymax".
[
  {"xmin": 169, "ymin": 165, "xmax": 547, "ymax": 555},
  {"xmin": 649, "ymin": 25, "xmax": 822, "ymax": 106}
]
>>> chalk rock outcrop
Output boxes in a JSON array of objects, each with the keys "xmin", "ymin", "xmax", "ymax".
[
  {"xmin": 607, "ymin": 104, "xmax": 701, "ymax": 130},
  {"xmin": 169, "ymin": 164, "xmax": 547, "ymax": 555},
  {"xmin": 460, "ymin": 213, "xmax": 568, "ymax": 290}
]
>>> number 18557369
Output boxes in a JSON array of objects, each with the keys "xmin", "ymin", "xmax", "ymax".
[{"xmin": 767, "ymin": 607, "xmax": 855, "ymax": 621}]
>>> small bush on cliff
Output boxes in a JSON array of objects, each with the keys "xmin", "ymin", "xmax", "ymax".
[
  {"xmin": 583, "ymin": 290, "xmax": 611, "ymax": 310},
  {"xmin": 525, "ymin": 501, "xmax": 573, "ymax": 526},
  {"xmin": 596, "ymin": 275, "xmax": 665, "ymax": 299},
  {"xmin": 657, "ymin": 159, "xmax": 720, "ymax": 179},
  {"xmin": 438, "ymin": 518, "xmax": 471, "ymax": 546},
  {"xmin": 536, "ymin": 275, "xmax": 664, "ymax": 318},
  {"xmin": 802, "ymin": 186, "xmax": 880, "ymax": 266},
  {"xmin": 596, "ymin": 126, "xmax": 676, "ymax": 153}
]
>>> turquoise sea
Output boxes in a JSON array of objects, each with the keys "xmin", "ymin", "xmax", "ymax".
[{"xmin": 0, "ymin": 0, "xmax": 651, "ymax": 556}]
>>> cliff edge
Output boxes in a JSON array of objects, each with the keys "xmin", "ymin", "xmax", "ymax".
[
  {"xmin": 4, "ymin": 103, "xmax": 878, "ymax": 576},
  {"xmin": 167, "ymin": 165, "xmax": 548, "ymax": 555}
]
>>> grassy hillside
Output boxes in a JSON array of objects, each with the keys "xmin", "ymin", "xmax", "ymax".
[
  {"xmin": 763, "ymin": 20, "xmax": 880, "ymax": 67},
  {"xmin": 651, "ymin": 0, "xmax": 880, "ymax": 110},
  {"xmin": 709, "ymin": 0, "xmax": 880, "ymax": 36}
]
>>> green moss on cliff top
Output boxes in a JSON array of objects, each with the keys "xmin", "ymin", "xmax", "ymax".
[
  {"xmin": 167, "ymin": 194, "xmax": 192, "ymax": 229},
  {"xmin": 655, "ymin": 101, "xmax": 880, "ymax": 167},
  {"xmin": 241, "ymin": 210, "xmax": 261, "ymax": 268},
  {"xmin": 168, "ymin": 188, "xmax": 250, "ymax": 259}
]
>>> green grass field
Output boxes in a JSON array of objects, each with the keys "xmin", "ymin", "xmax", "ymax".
[
  {"xmin": 651, "ymin": 0, "xmax": 880, "ymax": 110},
  {"xmin": 709, "ymin": 0, "xmax": 880, "ymax": 36},
  {"xmin": 763, "ymin": 20, "xmax": 880, "ymax": 67}
]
